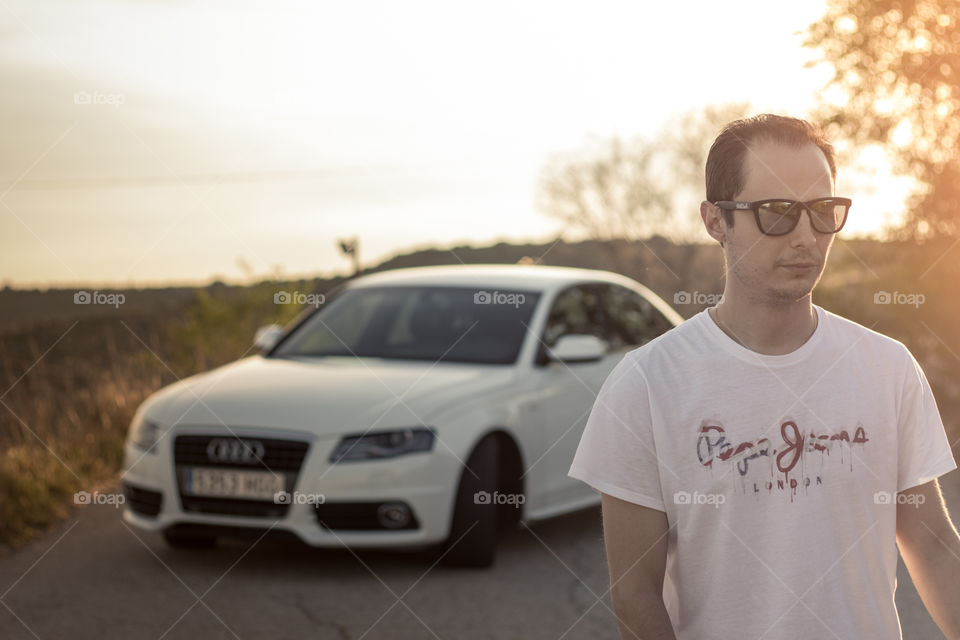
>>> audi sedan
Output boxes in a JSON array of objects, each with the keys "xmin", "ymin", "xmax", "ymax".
[{"xmin": 121, "ymin": 264, "xmax": 681, "ymax": 566}]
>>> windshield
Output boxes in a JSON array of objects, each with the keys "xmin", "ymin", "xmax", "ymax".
[{"xmin": 272, "ymin": 286, "xmax": 541, "ymax": 364}]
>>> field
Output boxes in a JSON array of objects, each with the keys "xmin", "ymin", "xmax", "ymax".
[{"xmin": 1, "ymin": 237, "xmax": 958, "ymax": 548}]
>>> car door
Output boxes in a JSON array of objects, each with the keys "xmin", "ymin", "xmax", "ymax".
[
  {"xmin": 531, "ymin": 282, "xmax": 678, "ymax": 511},
  {"xmin": 524, "ymin": 283, "xmax": 620, "ymax": 511}
]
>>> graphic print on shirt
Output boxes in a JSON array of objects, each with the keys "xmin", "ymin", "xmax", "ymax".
[{"xmin": 696, "ymin": 419, "xmax": 870, "ymax": 500}]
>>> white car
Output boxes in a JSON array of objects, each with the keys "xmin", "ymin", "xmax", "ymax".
[{"xmin": 121, "ymin": 264, "xmax": 681, "ymax": 566}]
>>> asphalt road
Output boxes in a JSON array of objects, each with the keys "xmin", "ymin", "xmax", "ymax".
[{"xmin": 1, "ymin": 470, "xmax": 957, "ymax": 640}]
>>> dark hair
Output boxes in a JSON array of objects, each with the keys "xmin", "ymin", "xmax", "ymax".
[{"xmin": 705, "ymin": 114, "xmax": 837, "ymax": 227}]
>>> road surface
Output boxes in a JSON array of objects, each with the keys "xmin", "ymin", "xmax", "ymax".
[{"xmin": 1, "ymin": 469, "xmax": 957, "ymax": 639}]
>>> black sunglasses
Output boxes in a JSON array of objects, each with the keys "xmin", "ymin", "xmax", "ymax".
[{"xmin": 714, "ymin": 197, "xmax": 852, "ymax": 236}]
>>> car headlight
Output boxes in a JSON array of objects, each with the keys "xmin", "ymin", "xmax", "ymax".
[
  {"xmin": 129, "ymin": 418, "xmax": 161, "ymax": 453},
  {"xmin": 329, "ymin": 428, "xmax": 435, "ymax": 463}
]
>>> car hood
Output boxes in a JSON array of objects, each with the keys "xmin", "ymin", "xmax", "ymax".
[{"xmin": 144, "ymin": 355, "xmax": 516, "ymax": 436}]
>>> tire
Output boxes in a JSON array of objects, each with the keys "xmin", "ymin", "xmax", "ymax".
[
  {"xmin": 163, "ymin": 529, "xmax": 217, "ymax": 549},
  {"xmin": 442, "ymin": 436, "xmax": 499, "ymax": 568}
]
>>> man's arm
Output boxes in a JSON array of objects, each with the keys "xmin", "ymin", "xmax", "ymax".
[
  {"xmin": 896, "ymin": 477, "xmax": 960, "ymax": 639},
  {"xmin": 601, "ymin": 493, "xmax": 676, "ymax": 640}
]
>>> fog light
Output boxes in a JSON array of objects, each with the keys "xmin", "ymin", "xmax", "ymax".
[{"xmin": 377, "ymin": 502, "xmax": 411, "ymax": 529}]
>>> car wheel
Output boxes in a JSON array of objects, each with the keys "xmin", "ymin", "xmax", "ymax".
[
  {"xmin": 442, "ymin": 435, "xmax": 499, "ymax": 568},
  {"xmin": 163, "ymin": 529, "xmax": 217, "ymax": 549}
]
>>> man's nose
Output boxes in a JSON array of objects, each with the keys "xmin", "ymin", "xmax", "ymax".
[{"xmin": 789, "ymin": 207, "xmax": 819, "ymax": 245}]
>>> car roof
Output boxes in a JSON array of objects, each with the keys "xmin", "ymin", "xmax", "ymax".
[{"xmin": 345, "ymin": 264, "xmax": 644, "ymax": 293}]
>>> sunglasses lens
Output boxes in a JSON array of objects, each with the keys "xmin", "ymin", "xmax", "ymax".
[
  {"xmin": 809, "ymin": 199, "xmax": 848, "ymax": 232},
  {"xmin": 755, "ymin": 199, "xmax": 850, "ymax": 235},
  {"xmin": 757, "ymin": 201, "xmax": 799, "ymax": 235}
]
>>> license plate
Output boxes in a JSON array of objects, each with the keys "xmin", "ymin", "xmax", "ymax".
[{"xmin": 183, "ymin": 467, "xmax": 285, "ymax": 500}]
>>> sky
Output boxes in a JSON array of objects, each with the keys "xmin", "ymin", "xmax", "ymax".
[{"xmin": 0, "ymin": 0, "xmax": 914, "ymax": 288}]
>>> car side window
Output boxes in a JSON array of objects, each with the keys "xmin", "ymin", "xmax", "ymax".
[
  {"xmin": 602, "ymin": 284, "xmax": 674, "ymax": 349},
  {"xmin": 540, "ymin": 284, "xmax": 609, "ymax": 353}
]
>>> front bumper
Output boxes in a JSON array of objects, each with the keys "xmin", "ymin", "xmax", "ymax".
[{"xmin": 120, "ymin": 430, "xmax": 461, "ymax": 548}]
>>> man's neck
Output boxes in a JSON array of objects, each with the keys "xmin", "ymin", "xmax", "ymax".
[{"xmin": 709, "ymin": 293, "xmax": 818, "ymax": 356}]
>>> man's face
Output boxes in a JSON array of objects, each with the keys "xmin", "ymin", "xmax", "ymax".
[{"xmin": 722, "ymin": 140, "xmax": 836, "ymax": 304}]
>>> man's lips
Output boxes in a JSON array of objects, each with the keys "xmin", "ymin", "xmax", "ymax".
[{"xmin": 780, "ymin": 262, "xmax": 818, "ymax": 272}]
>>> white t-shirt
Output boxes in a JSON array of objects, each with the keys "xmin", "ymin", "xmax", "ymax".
[{"xmin": 569, "ymin": 305, "xmax": 957, "ymax": 640}]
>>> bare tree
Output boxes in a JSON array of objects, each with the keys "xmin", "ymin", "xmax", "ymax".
[
  {"xmin": 538, "ymin": 136, "xmax": 671, "ymax": 241},
  {"xmin": 538, "ymin": 103, "xmax": 750, "ymax": 244}
]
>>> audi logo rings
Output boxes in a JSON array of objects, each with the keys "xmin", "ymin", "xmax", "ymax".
[{"xmin": 206, "ymin": 438, "xmax": 266, "ymax": 464}]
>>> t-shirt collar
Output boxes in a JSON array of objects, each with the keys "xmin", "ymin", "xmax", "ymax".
[{"xmin": 699, "ymin": 304, "xmax": 825, "ymax": 367}]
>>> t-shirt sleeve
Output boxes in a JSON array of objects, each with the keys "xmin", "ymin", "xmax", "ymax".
[
  {"xmin": 568, "ymin": 352, "xmax": 665, "ymax": 511},
  {"xmin": 897, "ymin": 347, "xmax": 958, "ymax": 492}
]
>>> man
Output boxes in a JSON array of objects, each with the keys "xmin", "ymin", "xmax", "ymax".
[{"xmin": 568, "ymin": 114, "xmax": 960, "ymax": 639}]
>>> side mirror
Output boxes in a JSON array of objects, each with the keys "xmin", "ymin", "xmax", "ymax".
[
  {"xmin": 253, "ymin": 324, "xmax": 284, "ymax": 353},
  {"xmin": 547, "ymin": 334, "xmax": 607, "ymax": 363}
]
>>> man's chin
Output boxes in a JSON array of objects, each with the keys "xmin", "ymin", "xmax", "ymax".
[{"xmin": 770, "ymin": 279, "xmax": 819, "ymax": 303}]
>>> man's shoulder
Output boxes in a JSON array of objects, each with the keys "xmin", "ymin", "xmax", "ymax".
[
  {"xmin": 820, "ymin": 306, "xmax": 912, "ymax": 362},
  {"xmin": 618, "ymin": 307, "xmax": 915, "ymax": 367}
]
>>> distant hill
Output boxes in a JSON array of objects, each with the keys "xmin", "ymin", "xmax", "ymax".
[
  {"xmin": 0, "ymin": 234, "xmax": 910, "ymax": 334},
  {"xmin": 0, "ymin": 237, "xmax": 721, "ymax": 333}
]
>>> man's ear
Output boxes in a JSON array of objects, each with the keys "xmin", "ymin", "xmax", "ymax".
[{"xmin": 700, "ymin": 201, "xmax": 726, "ymax": 247}]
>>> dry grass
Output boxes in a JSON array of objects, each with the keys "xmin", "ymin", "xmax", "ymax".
[
  {"xmin": 0, "ymin": 283, "xmax": 310, "ymax": 547},
  {"xmin": 1, "ymin": 240, "xmax": 959, "ymax": 549}
]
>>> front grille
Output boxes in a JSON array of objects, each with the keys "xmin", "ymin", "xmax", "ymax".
[
  {"xmin": 123, "ymin": 482, "xmax": 162, "ymax": 517},
  {"xmin": 174, "ymin": 434, "xmax": 310, "ymax": 518},
  {"xmin": 315, "ymin": 502, "xmax": 420, "ymax": 531},
  {"xmin": 174, "ymin": 435, "xmax": 309, "ymax": 471}
]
